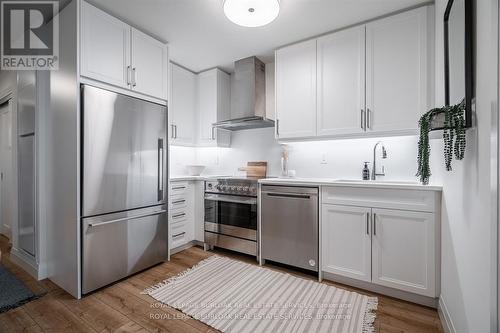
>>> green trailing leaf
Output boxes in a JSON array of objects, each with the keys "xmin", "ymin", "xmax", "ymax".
[{"xmin": 416, "ymin": 102, "xmax": 466, "ymax": 185}]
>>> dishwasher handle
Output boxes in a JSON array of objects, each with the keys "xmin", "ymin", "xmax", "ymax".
[{"xmin": 264, "ymin": 192, "xmax": 316, "ymax": 199}]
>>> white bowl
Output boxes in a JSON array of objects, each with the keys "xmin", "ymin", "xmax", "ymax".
[{"xmin": 186, "ymin": 165, "xmax": 206, "ymax": 176}]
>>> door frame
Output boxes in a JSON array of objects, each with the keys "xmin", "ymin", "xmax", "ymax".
[{"xmin": 0, "ymin": 93, "xmax": 13, "ymax": 239}]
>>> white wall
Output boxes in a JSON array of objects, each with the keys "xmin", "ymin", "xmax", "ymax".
[{"xmin": 434, "ymin": 0, "xmax": 497, "ymax": 332}]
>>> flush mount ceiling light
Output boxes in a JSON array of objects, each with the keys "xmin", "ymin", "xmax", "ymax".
[{"xmin": 223, "ymin": 0, "xmax": 280, "ymax": 27}]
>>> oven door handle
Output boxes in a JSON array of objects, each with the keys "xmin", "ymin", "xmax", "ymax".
[{"xmin": 205, "ymin": 194, "xmax": 257, "ymax": 205}]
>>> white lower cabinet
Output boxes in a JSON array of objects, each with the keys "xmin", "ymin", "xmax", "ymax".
[
  {"xmin": 371, "ymin": 208, "xmax": 435, "ymax": 297},
  {"xmin": 321, "ymin": 186, "xmax": 439, "ymax": 298},
  {"xmin": 322, "ymin": 205, "xmax": 371, "ymax": 282},
  {"xmin": 169, "ymin": 181, "xmax": 195, "ymax": 251}
]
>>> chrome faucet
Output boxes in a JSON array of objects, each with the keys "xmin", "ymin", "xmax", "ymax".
[{"xmin": 371, "ymin": 141, "xmax": 387, "ymax": 180}]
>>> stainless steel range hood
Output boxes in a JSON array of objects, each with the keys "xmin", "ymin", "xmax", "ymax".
[{"xmin": 214, "ymin": 56, "xmax": 274, "ymax": 131}]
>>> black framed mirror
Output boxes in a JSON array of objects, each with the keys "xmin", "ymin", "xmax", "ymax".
[{"xmin": 444, "ymin": 0, "xmax": 473, "ymax": 128}]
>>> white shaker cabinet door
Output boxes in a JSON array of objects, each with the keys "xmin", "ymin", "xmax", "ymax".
[
  {"xmin": 81, "ymin": 1, "xmax": 131, "ymax": 88},
  {"xmin": 371, "ymin": 208, "xmax": 436, "ymax": 297},
  {"xmin": 197, "ymin": 70, "xmax": 218, "ymax": 145},
  {"xmin": 322, "ymin": 204, "xmax": 372, "ymax": 282},
  {"xmin": 169, "ymin": 63, "xmax": 196, "ymax": 145},
  {"xmin": 317, "ymin": 26, "xmax": 366, "ymax": 137},
  {"xmin": 275, "ymin": 39, "xmax": 317, "ymax": 139},
  {"xmin": 131, "ymin": 28, "xmax": 168, "ymax": 99},
  {"xmin": 365, "ymin": 6, "xmax": 430, "ymax": 134}
]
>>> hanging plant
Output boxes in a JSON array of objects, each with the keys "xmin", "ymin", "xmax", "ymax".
[{"xmin": 416, "ymin": 101, "xmax": 466, "ymax": 185}]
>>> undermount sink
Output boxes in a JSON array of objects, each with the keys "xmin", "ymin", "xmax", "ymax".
[{"xmin": 335, "ymin": 179, "xmax": 421, "ymax": 185}]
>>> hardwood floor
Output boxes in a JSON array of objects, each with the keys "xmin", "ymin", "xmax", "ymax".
[{"xmin": 0, "ymin": 235, "xmax": 443, "ymax": 333}]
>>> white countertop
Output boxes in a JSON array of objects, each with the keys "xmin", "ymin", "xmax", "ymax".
[{"xmin": 258, "ymin": 177, "xmax": 442, "ymax": 191}]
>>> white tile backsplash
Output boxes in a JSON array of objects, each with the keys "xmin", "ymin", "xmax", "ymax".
[{"xmin": 170, "ymin": 127, "xmax": 444, "ymax": 184}]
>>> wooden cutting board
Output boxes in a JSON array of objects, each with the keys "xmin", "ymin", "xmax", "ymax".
[{"xmin": 238, "ymin": 162, "xmax": 267, "ymax": 178}]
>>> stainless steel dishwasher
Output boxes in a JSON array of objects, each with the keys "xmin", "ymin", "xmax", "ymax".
[{"xmin": 261, "ymin": 185, "xmax": 319, "ymax": 272}]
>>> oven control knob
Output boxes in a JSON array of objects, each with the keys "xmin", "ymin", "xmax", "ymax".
[
  {"xmin": 237, "ymin": 186, "xmax": 243, "ymax": 191},
  {"xmin": 231, "ymin": 186, "xmax": 237, "ymax": 191}
]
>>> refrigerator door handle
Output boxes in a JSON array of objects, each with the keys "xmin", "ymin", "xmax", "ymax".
[
  {"xmin": 88, "ymin": 209, "xmax": 167, "ymax": 228},
  {"xmin": 158, "ymin": 138, "xmax": 164, "ymax": 201}
]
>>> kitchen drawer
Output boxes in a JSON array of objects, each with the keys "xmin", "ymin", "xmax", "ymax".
[
  {"xmin": 170, "ymin": 208, "xmax": 188, "ymax": 224},
  {"xmin": 82, "ymin": 206, "xmax": 168, "ymax": 294},
  {"xmin": 170, "ymin": 181, "xmax": 188, "ymax": 195},
  {"xmin": 322, "ymin": 186, "xmax": 438, "ymax": 212},
  {"xmin": 171, "ymin": 223, "xmax": 188, "ymax": 248},
  {"xmin": 170, "ymin": 194, "xmax": 188, "ymax": 209}
]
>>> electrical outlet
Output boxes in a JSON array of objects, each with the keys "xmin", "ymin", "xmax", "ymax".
[{"xmin": 321, "ymin": 154, "xmax": 327, "ymax": 164}]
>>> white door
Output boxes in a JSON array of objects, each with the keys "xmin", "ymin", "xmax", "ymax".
[
  {"xmin": 317, "ymin": 26, "xmax": 366, "ymax": 136},
  {"xmin": 131, "ymin": 28, "xmax": 168, "ymax": 99},
  {"xmin": 365, "ymin": 7, "xmax": 429, "ymax": 134},
  {"xmin": 197, "ymin": 70, "xmax": 217, "ymax": 145},
  {"xmin": 170, "ymin": 63, "xmax": 196, "ymax": 145},
  {"xmin": 371, "ymin": 208, "xmax": 436, "ymax": 297},
  {"xmin": 276, "ymin": 39, "xmax": 317, "ymax": 139},
  {"xmin": 0, "ymin": 102, "xmax": 12, "ymax": 239},
  {"xmin": 81, "ymin": 1, "xmax": 131, "ymax": 88},
  {"xmin": 322, "ymin": 204, "xmax": 372, "ymax": 282}
]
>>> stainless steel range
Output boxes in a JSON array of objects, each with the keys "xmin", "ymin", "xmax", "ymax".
[{"xmin": 204, "ymin": 177, "xmax": 259, "ymax": 256}]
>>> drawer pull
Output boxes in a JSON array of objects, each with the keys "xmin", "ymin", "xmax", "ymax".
[
  {"xmin": 88, "ymin": 209, "xmax": 166, "ymax": 228},
  {"xmin": 172, "ymin": 213, "xmax": 186, "ymax": 218},
  {"xmin": 172, "ymin": 199, "xmax": 186, "ymax": 204},
  {"xmin": 173, "ymin": 232, "xmax": 186, "ymax": 238},
  {"xmin": 172, "ymin": 186, "xmax": 186, "ymax": 190}
]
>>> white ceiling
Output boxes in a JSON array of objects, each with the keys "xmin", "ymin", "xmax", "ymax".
[{"xmin": 89, "ymin": 0, "xmax": 431, "ymax": 73}]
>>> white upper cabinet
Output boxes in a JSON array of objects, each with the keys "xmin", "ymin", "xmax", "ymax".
[
  {"xmin": 317, "ymin": 26, "xmax": 366, "ymax": 137},
  {"xmin": 170, "ymin": 63, "xmax": 196, "ymax": 145},
  {"xmin": 80, "ymin": 1, "xmax": 168, "ymax": 100},
  {"xmin": 81, "ymin": 1, "xmax": 130, "ymax": 88},
  {"xmin": 371, "ymin": 208, "xmax": 436, "ymax": 297},
  {"xmin": 365, "ymin": 6, "xmax": 430, "ymax": 134},
  {"xmin": 275, "ymin": 5, "xmax": 432, "ymax": 140},
  {"xmin": 322, "ymin": 204, "xmax": 372, "ymax": 282},
  {"xmin": 275, "ymin": 39, "xmax": 317, "ymax": 139},
  {"xmin": 131, "ymin": 28, "xmax": 168, "ymax": 99},
  {"xmin": 197, "ymin": 69, "xmax": 231, "ymax": 147}
]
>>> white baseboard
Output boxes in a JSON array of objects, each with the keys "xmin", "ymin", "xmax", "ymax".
[{"xmin": 438, "ymin": 296, "xmax": 457, "ymax": 333}]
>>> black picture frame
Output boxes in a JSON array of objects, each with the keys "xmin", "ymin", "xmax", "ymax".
[{"xmin": 444, "ymin": 0, "xmax": 474, "ymax": 128}]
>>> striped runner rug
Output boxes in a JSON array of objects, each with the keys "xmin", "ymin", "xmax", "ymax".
[{"xmin": 143, "ymin": 256, "xmax": 377, "ymax": 333}]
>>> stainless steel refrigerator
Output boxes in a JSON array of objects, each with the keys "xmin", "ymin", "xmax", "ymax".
[{"xmin": 81, "ymin": 85, "xmax": 168, "ymax": 294}]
